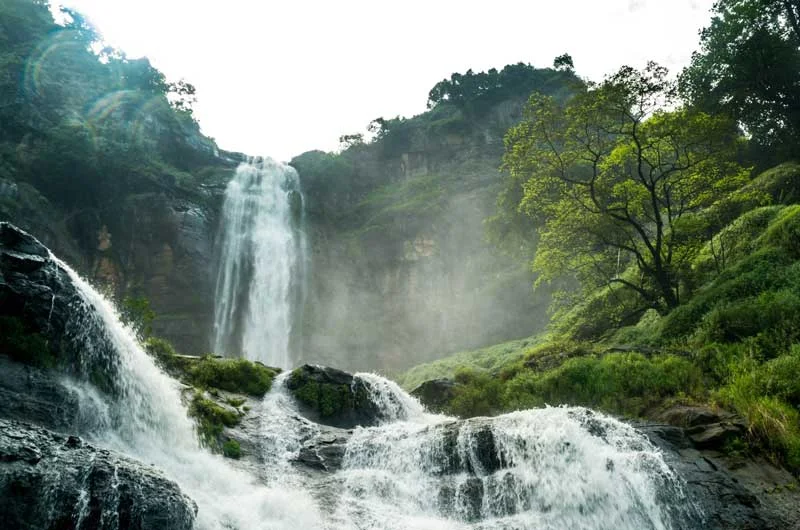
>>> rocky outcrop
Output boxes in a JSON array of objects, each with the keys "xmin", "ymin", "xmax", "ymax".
[
  {"xmin": 0, "ymin": 419, "xmax": 196, "ymax": 530},
  {"xmin": 411, "ymin": 378, "xmax": 458, "ymax": 412},
  {"xmin": 286, "ymin": 365, "xmax": 384, "ymax": 429},
  {"xmin": 0, "ymin": 355, "xmax": 79, "ymax": 432},
  {"xmin": 0, "ymin": 223, "xmax": 120, "ymax": 390},
  {"xmin": 641, "ymin": 423, "xmax": 799, "ymax": 530}
]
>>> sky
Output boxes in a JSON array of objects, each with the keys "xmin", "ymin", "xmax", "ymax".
[{"xmin": 59, "ymin": 0, "xmax": 716, "ymax": 161}]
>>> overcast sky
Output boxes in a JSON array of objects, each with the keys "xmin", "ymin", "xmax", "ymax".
[{"xmin": 59, "ymin": 0, "xmax": 716, "ymax": 161}]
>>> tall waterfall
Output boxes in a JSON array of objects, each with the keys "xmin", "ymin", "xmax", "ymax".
[{"xmin": 212, "ymin": 157, "xmax": 306, "ymax": 367}]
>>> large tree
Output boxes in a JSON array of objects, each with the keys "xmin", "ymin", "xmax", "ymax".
[
  {"xmin": 502, "ymin": 63, "xmax": 749, "ymax": 312},
  {"xmin": 681, "ymin": 0, "xmax": 800, "ymax": 160}
]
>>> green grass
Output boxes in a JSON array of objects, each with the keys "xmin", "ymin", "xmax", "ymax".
[
  {"xmin": 187, "ymin": 356, "xmax": 278, "ymax": 397},
  {"xmin": 222, "ymin": 439, "xmax": 242, "ymax": 459},
  {"xmin": 144, "ymin": 338, "xmax": 278, "ymax": 397},
  {"xmin": 398, "ymin": 335, "xmax": 543, "ymax": 390}
]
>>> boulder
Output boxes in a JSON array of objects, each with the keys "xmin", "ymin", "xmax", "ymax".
[
  {"xmin": 656, "ymin": 404, "xmax": 747, "ymax": 451},
  {"xmin": 411, "ymin": 378, "xmax": 458, "ymax": 412},
  {"xmin": 286, "ymin": 365, "xmax": 383, "ymax": 429},
  {"xmin": 0, "ymin": 355, "xmax": 79, "ymax": 432},
  {"xmin": 641, "ymin": 423, "xmax": 796, "ymax": 530},
  {"xmin": 0, "ymin": 419, "xmax": 196, "ymax": 530}
]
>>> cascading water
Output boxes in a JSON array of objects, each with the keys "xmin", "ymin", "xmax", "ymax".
[
  {"xmin": 46, "ymin": 250, "xmax": 700, "ymax": 529},
  {"xmin": 212, "ymin": 157, "xmax": 306, "ymax": 368},
  {"xmin": 253, "ymin": 371, "xmax": 701, "ymax": 529},
  {"xmin": 56, "ymin": 257, "xmax": 323, "ymax": 530}
]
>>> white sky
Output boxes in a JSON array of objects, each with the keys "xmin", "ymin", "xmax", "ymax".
[{"xmin": 58, "ymin": 0, "xmax": 716, "ymax": 161}]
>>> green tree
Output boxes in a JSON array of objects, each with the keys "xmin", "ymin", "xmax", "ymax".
[
  {"xmin": 503, "ymin": 63, "xmax": 749, "ymax": 312},
  {"xmin": 681, "ymin": 0, "xmax": 800, "ymax": 160},
  {"xmin": 553, "ymin": 53, "xmax": 574, "ymax": 72}
]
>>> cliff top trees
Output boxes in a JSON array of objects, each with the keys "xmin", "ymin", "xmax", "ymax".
[
  {"xmin": 502, "ymin": 63, "xmax": 749, "ymax": 313},
  {"xmin": 681, "ymin": 0, "xmax": 800, "ymax": 162}
]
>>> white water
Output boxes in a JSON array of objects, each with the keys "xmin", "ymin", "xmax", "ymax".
[
  {"xmin": 212, "ymin": 157, "xmax": 306, "ymax": 368},
  {"xmin": 51, "ymin": 254, "xmax": 697, "ymax": 530},
  {"xmin": 325, "ymin": 384, "xmax": 692, "ymax": 529},
  {"xmin": 58, "ymin": 257, "xmax": 323, "ymax": 530}
]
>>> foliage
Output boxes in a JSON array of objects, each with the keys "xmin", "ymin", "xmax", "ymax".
[
  {"xmin": 222, "ymin": 439, "xmax": 241, "ymax": 459},
  {"xmin": 0, "ymin": 0, "xmax": 215, "ymax": 211},
  {"xmin": 681, "ymin": 0, "xmax": 800, "ymax": 161},
  {"xmin": 448, "ymin": 369, "xmax": 506, "ymax": 417},
  {"xmin": 427, "ymin": 62, "xmax": 581, "ymax": 119},
  {"xmin": 398, "ymin": 336, "xmax": 541, "ymax": 390},
  {"xmin": 189, "ymin": 392, "xmax": 241, "ymax": 447},
  {"xmin": 120, "ymin": 296, "xmax": 156, "ymax": 338},
  {"xmin": 287, "ymin": 369, "xmax": 362, "ymax": 418},
  {"xmin": 502, "ymin": 62, "xmax": 749, "ymax": 313},
  {"xmin": 188, "ymin": 357, "xmax": 277, "ymax": 397},
  {"xmin": 505, "ymin": 353, "xmax": 703, "ymax": 416},
  {"xmin": 0, "ymin": 316, "xmax": 52, "ymax": 367}
]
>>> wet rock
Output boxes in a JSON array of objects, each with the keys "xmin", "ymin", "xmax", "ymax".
[
  {"xmin": 286, "ymin": 365, "xmax": 382, "ymax": 428},
  {"xmin": 641, "ymin": 423, "xmax": 796, "ymax": 530},
  {"xmin": 0, "ymin": 355, "xmax": 79, "ymax": 432},
  {"xmin": 455, "ymin": 477, "xmax": 484, "ymax": 522},
  {"xmin": 411, "ymin": 378, "xmax": 458, "ymax": 413},
  {"xmin": 686, "ymin": 421, "xmax": 747, "ymax": 449},
  {"xmin": 0, "ymin": 223, "xmax": 120, "ymax": 392},
  {"xmin": 657, "ymin": 404, "xmax": 739, "ymax": 428},
  {"xmin": 295, "ymin": 430, "xmax": 350, "ymax": 472},
  {"xmin": 467, "ymin": 422, "xmax": 502, "ymax": 474},
  {"xmin": 0, "ymin": 419, "xmax": 196, "ymax": 530}
]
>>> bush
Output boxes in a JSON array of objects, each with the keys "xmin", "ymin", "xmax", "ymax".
[
  {"xmin": 662, "ymin": 248, "xmax": 797, "ymax": 339},
  {"xmin": 504, "ymin": 353, "xmax": 703, "ymax": 417},
  {"xmin": 697, "ymin": 289, "xmax": 800, "ymax": 356},
  {"xmin": 759, "ymin": 204, "xmax": 800, "ymax": 258},
  {"xmin": 447, "ymin": 369, "xmax": 505, "ymax": 417},
  {"xmin": 188, "ymin": 357, "xmax": 277, "ymax": 397}
]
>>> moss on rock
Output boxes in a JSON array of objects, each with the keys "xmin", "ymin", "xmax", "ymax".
[{"xmin": 286, "ymin": 365, "xmax": 378, "ymax": 428}]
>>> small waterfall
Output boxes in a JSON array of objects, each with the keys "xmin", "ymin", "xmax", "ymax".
[
  {"xmin": 251, "ymin": 373, "xmax": 700, "ymax": 529},
  {"xmin": 212, "ymin": 157, "xmax": 306, "ymax": 368},
  {"xmin": 56, "ymin": 257, "xmax": 323, "ymax": 530}
]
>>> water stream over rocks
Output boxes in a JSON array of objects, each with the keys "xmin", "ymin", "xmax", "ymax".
[{"xmin": 0, "ymin": 223, "xmax": 790, "ymax": 530}]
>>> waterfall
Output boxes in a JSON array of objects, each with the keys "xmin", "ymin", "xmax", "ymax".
[
  {"xmin": 212, "ymin": 157, "xmax": 306, "ymax": 368},
  {"xmin": 40, "ymin": 252, "xmax": 698, "ymax": 529},
  {"xmin": 56, "ymin": 257, "xmax": 323, "ymax": 530}
]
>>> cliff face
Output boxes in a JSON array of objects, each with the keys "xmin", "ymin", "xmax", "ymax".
[
  {"xmin": 0, "ymin": 147, "xmax": 238, "ymax": 355},
  {"xmin": 295, "ymin": 98, "xmax": 552, "ymax": 371}
]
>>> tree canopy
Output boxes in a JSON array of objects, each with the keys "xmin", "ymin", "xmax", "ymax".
[
  {"xmin": 681, "ymin": 0, "xmax": 800, "ymax": 161},
  {"xmin": 502, "ymin": 63, "xmax": 750, "ymax": 312}
]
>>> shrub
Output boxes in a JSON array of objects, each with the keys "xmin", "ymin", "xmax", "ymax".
[
  {"xmin": 447, "ymin": 368, "xmax": 505, "ymax": 417},
  {"xmin": 758, "ymin": 204, "xmax": 800, "ymax": 258},
  {"xmin": 189, "ymin": 357, "xmax": 277, "ymax": 397},
  {"xmin": 697, "ymin": 289, "xmax": 800, "ymax": 356},
  {"xmin": 717, "ymin": 350, "xmax": 800, "ymax": 472}
]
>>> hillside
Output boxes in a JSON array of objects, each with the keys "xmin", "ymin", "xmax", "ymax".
[{"xmin": 402, "ymin": 163, "xmax": 800, "ymax": 472}]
